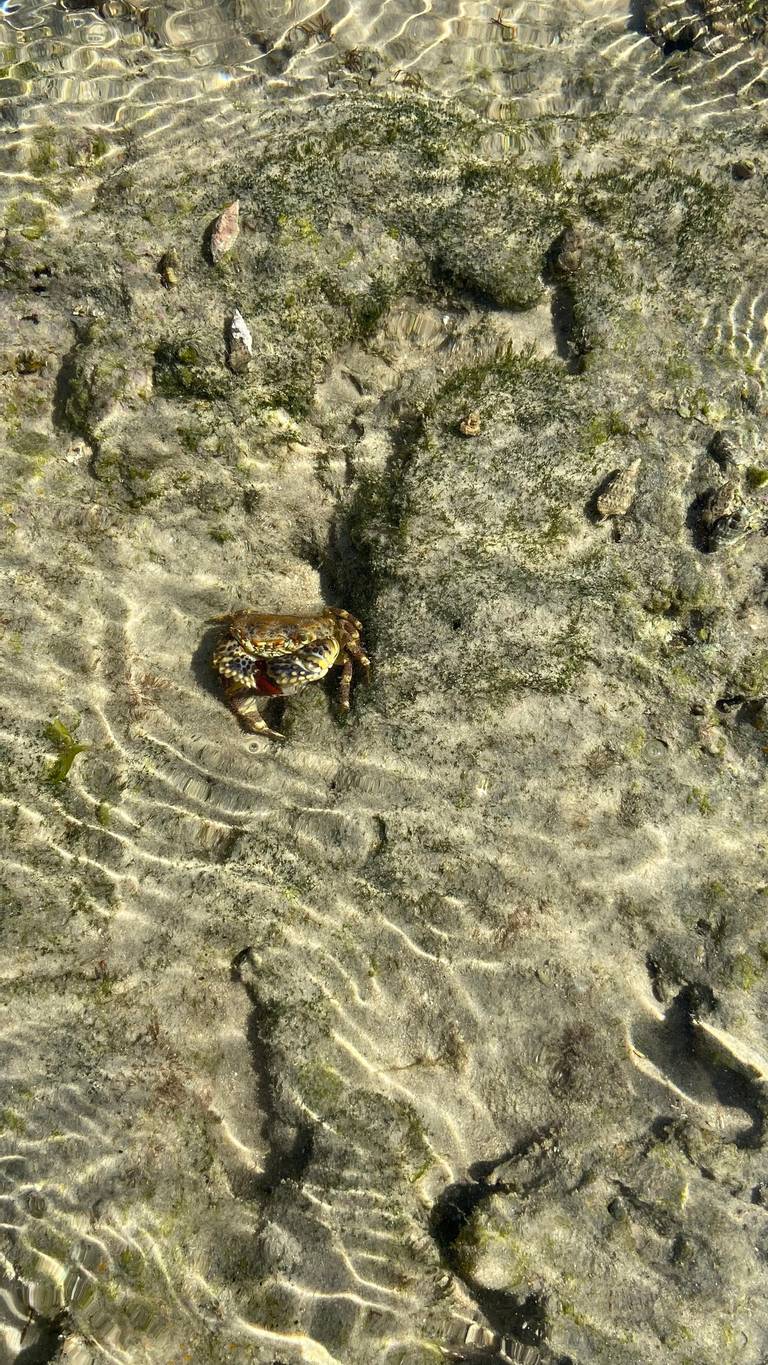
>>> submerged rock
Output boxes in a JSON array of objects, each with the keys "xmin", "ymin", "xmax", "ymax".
[
  {"xmin": 6, "ymin": 52, "xmax": 768, "ymax": 1365},
  {"xmin": 642, "ymin": 0, "xmax": 768, "ymax": 52}
]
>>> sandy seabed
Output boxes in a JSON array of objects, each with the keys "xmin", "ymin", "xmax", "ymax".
[{"xmin": 2, "ymin": 0, "xmax": 768, "ymax": 1361}]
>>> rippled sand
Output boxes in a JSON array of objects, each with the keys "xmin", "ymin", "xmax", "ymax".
[{"xmin": 2, "ymin": 0, "xmax": 768, "ymax": 1362}]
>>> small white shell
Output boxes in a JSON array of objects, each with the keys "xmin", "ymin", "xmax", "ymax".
[
  {"xmin": 227, "ymin": 308, "xmax": 252, "ymax": 374},
  {"xmin": 229, "ymin": 309, "xmax": 252, "ymax": 355}
]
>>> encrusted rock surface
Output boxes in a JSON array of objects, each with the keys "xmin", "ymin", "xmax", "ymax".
[{"xmin": 2, "ymin": 17, "xmax": 768, "ymax": 1365}]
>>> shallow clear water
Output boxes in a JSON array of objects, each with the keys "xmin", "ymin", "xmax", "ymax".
[
  {"xmin": 3, "ymin": 0, "xmax": 765, "ymax": 140},
  {"xmin": 2, "ymin": 0, "xmax": 768, "ymax": 1362}
]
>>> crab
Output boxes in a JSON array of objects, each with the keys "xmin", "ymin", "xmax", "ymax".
[{"xmin": 210, "ymin": 606, "xmax": 370, "ymax": 739}]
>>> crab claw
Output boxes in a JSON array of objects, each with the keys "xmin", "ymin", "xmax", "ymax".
[{"xmin": 246, "ymin": 722, "xmax": 286, "ymax": 741}]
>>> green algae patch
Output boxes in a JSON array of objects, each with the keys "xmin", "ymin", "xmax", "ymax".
[
  {"xmin": 153, "ymin": 340, "xmax": 229, "ymax": 401},
  {"xmin": 44, "ymin": 716, "xmax": 89, "ymax": 783},
  {"xmin": 4, "ymin": 196, "xmax": 49, "ymax": 240},
  {"xmin": 29, "ymin": 125, "xmax": 58, "ymax": 177}
]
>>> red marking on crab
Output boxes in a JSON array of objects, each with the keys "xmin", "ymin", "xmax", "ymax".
[{"xmin": 253, "ymin": 673, "xmax": 283, "ymax": 696}]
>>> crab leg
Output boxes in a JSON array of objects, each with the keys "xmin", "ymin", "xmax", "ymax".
[
  {"xmin": 224, "ymin": 683, "xmax": 285, "ymax": 740},
  {"xmin": 338, "ymin": 653, "xmax": 354, "ymax": 711},
  {"xmin": 346, "ymin": 638, "xmax": 371, "ymax": 681}
]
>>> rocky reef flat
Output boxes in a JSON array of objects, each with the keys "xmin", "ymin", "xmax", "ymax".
[{"xmin": 2, "ymin": 2, "xmax": 768, "ymax": 1361}]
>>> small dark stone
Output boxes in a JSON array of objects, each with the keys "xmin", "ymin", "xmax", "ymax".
[
  {"xmin": 715, "ymin": 695, "xmax": 746, "ymax": 712},
  {"xmin": 671, "ymin": 1232, "xmax": 694, "ymax": 1265},
  {"xmin": 227, "ymin": 344, "xmax": 251, "ymax": 375},
  {"xmin": 752, "ymin": 1182, "xmax": 768, "ymax": 1206},
  {"xmin": 709, "ymin": 430, "xmax": 739, "ymax": 469},
  {"xmin": 608, "ymin": 1196, "xmax": 628, "ymax": 1220},
  {"xmin": 740, "ymin": 697, "xmax": 767, "ymax": 730},
  {"xmin": 26, "ymin": 1190, "xmax": 46, "ymax": 1216},
  {"xmin": 732, "ymin": 160, "xmax": 756, "ymax": 180}
]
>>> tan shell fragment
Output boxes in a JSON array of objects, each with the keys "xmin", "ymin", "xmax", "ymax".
[
  {"xmin": 158, "ymin": 247, "xmax": 180, "ymax": 288},
  {"xmin": 209, "ymin": 200, "xmax": 240, "ymax": 264},
  {"xmin": 701, "ymin": 478, "xmax": 741, "ymax": 528},
  {"xmin": 697, "ymin": 720, "xmax": 725, "ymax": 756},
  {"xmin": 554, "ymin": 224, "xmax": 585, "ymax": 276},
  {"xmin": 596, "ymin": 457, "xmax": 641, "ymax": 518},
  {"xmin": 458, "ymin": 410, "xmax": 481, "ymax": 437}
]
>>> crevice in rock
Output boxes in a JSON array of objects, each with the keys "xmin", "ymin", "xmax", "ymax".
[
  {"xmin": 547, "ymin": 284, "xmax": 581, "ymax": 372},
  {"xmin": 13, "ymin": 1310, "xmax": 67, "ymax": 1365},
  {"xmin": 542, "ymin": 231, "xmax": 588, "ymax": 374},
  {"xmin": 231, "ymin": 947, "xmax": 316, "ymax": 1197},
  {"xmin": 319, "ymin": 397, "xmax": 422, "ymax": 647},
  {"xmin": 52, "ymin": 327, "xmax": 93, "ymax": 451},
  {"xmin": 429, "ymin": 1145, "xmax": 555, "ymax": 1358},
  {"xmin": 635, "ymin": 979, "xmax": 766, "ymax": 1148},
  {"xmin": 443, "ymin": 1327, "xmax": 554, "ymax": 1363},
  {"xmin": 685, "ymin": 487, "xmax": 716, "ymax": 552}
]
